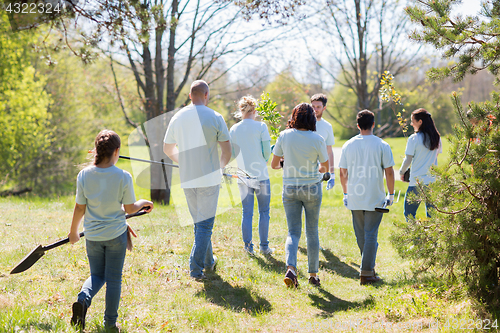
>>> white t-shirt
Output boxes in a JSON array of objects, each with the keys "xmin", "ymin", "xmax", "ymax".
[
  {"xmin": 339, "ymin": 134, "xmax": 395, "ymax": 211},
  {"xmin": 316, "ymin": 118, "xmax": 335, "ymax": 146},
  {"xmin": 229, "ymin": 119, "xmax": 271, "ymax": 181},
  {"xmin": 164, "ymin": 104, "xmax": 230, "ymax": 188},
  {"xmin": 273, "ymin": 129, "xmax": 328, "ymax": 186},
  {"xmin": 405, "ymin": 132, "xmax": 442, "ymax": 186},
  {"xmin": 76, "ymin": 165, "xmax": 136, "ymax": 241}
]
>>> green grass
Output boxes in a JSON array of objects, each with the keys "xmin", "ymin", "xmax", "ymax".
[{"xmin": 0, "ymin": 137, "xmax": 493, "ymax": 332}]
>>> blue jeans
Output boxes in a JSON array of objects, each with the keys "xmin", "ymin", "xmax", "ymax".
[
  {"xmin": 184, "ymin": 185, "xmax": 220, "ymax": 278},
  {"xmin": 282, "ymin": 182, "xmax": 322, "ymax": 274},
  {"xmin": 351, "ymin": 210, "xmax": 383, "ymax": 276},
  {"xmin": 238, "ymin": 179, "xmax": 271, "ymax": 251},
  {"xmin": 78, "ymin": 230, "xmax": 127, "ymax": 327},
  {"xmin": 404, "ymin": 186, "xmax": 434, "ymax": 220}
]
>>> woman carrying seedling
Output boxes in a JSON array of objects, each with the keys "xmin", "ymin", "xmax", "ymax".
[
  {"xmin": 399, "ymin": 108, "xmax": 441, "ymax": 220},
  {"xmin": 68, "ymin": 129, "xmax": 153, "ymax": 331},
  {"xmin": 271, "ymin": 103, "xmax": 329, "ymax": 288},
  {"xmin": 229, "ymin": 95, "xmax": 274, "ymax": 256}
]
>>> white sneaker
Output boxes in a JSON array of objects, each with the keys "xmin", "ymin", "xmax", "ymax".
[
  {"xmin": 260, "ymin": 247, "xmax": 275, "ymax": 255},
  {"xmin": 207, "ymin": 255, "xmax": 218, "ymax": 271}
]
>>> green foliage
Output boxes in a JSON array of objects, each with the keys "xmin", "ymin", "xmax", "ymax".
[
  {"xmin": 406, "ymin": 0, "xmax": 500, "ymax": 84},
  {"xmin": 0, "ymin": 13, "xmax": 51, "ymax": 190},
  {"xmin": 264, "ymin": 70, "xmax": 309, "ymax": 127},
  {"xmin": 399, "ymin": 0, "xmax": 500, "ymax": 308},
  {"xmin": 392, "ymin": 92, "xmax": 500, "ymax": 307},
  {"xmin": 256, "ymin": 92, "xmax": 281, "ymax": 140},
  {"xmin": 379, "ymin": 71, "xmax": 408, "ymax": 135}
]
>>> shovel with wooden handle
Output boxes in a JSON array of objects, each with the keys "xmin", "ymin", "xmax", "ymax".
[{"xmin": 10, "ymin": 208, "xmax": 149, "ymax": 274}]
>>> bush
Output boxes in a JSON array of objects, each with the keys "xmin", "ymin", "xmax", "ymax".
[{"xmin": 392, "ymin": 92, "xmax": 500, "ymax": 308}]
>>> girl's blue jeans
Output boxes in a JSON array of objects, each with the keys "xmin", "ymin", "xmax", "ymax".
[
  {"xmin": 78, "ymin": 230, "xmax": 127, "ymax": 328},
  {"xmin": 282, "ymin": 182, "xmax": 322, "ymax": 274},
  {"xmin": 404, "ymin": 185, "xmax": 434, "ymax": 221},
  {"xmin": 238, "ymin": 179, "xmax": 271, "ymax": 252}
]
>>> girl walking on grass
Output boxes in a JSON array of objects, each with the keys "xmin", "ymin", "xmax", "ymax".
[
  {"xmin": 271, "ymin": 103, "xmax": 329, "ymax": 288},
  {"xmin": 229, "ymin": 96, "xmax": 274, "ymax": 256},
  {"xmin": 68, "ymin": 129, "xmax": 153, "ymax": 331},
  {"xmin": 399, "ymin": 108, "xmax": 442, "ymax": 220}
]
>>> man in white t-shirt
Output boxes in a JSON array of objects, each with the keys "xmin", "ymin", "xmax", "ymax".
[
  {"xmin": 339, "ymin": 110, "xmax": 395, "ymax": 285},
  {"xmin": 310, "ymin": 94, "xmax": 335, "ymax": 190},
  {"xmin": 164, "ymin": 80, "xmax": 231, "ymax": 280}
]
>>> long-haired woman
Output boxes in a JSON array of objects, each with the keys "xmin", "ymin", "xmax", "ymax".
[
  {"xmin": 399, "ymin": 108, "xmax": 442, "ymax": 220},
  {"xmin": 271, "ymin": 103, "xmax": 329, "ymax": 288}
]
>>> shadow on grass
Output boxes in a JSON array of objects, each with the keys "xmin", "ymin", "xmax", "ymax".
[
  {"xmin": 195, "ymin": 273, "xmax": 272, "ymax": 316},
  {"xmin": 253, "ymin": 254, "xmax": 286, "ymax": 274},
  {"xmin": 297, "ymin": 247, "xmax": 359, "ymax": 279},
  {"xmin": 309, "ymin": 288, "xmax": 375, "ymax": 318}
]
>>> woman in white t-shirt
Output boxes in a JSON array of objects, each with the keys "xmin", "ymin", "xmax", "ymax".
[
  {"xmin": 229, "ymin": 96, "xmax": 274, "ymax": 256},
  {"xmin": 399, "ymin": 108, "xmax": 442, "ymax": 220}
]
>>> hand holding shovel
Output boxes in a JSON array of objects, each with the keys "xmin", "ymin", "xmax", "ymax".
[
  {"xmin": 10, "ymin": 207, "xmax": 151, "ymax": 274},
  {"xmin": 375, "ymin": 191, "xmax": 400, "ymax": 213}
]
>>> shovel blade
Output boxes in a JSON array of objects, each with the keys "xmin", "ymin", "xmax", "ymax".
[
  {"xmin": 375, "ymin": 207, "xmax": 389, "ymax": 213},
  {"xmin": 10, "ymin": 245, "xmax": 46, "ymax": 274}
]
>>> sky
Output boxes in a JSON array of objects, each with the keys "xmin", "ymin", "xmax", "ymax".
[{"xmin": 451, "ymin": 0, "xmax": 482, "ymax": 16}]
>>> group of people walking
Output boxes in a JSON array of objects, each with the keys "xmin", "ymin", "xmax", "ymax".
[{"xmin": 67, "ymin": 79, "xmax": 442, "ymax": 330}]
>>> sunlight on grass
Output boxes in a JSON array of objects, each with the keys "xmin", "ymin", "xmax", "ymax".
[{"xmin": 0, "ymin": 137, "xmax": 490, "ymax": 332}]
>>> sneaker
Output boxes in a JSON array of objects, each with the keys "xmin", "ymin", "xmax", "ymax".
[
  {"xmin": 207, "ymin": 255, "xmax": 218, "ymax": 272},
  {"xmin": 360, "ymin": 270, "xmax": 382, "ymax": 285},
  {"xmin": 283, "ymin": 269, "xmax": 299, "ymax": 288},
  {"xmin": 192, "ymin": 273, "xmax": 207, "ymax": 282},
  {"xmin": 70, "ymin": 301, "xmax": 87, "ymax": 329},
  {"xmin": 260, "ymin": 247, "xmax": 275, "ymax": 255},
  {"xmin": 244, "ymin": 247, "xmax": 255, "ymax": 256},
  {"xmin": 105, "ymin": 324, "xmax": 121, "ymax": 333},
  {"xmin": 309, "ymin": 276, "xmax": 321, "ymax": 287}
]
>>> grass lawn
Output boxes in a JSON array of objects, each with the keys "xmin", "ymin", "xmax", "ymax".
[{"xmin": 0, "ymin": 137, "xmax": 493, "ymax": 332}]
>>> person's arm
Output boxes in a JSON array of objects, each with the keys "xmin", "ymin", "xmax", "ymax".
[
  {"xmin": 163, "ymin": 143, "xmax": 179, "ymax": 163},
  {"xmin": 318, "ymin": 160, "xmax": 329, "ymax": 173},
  {"xmin": 271, "ymin": 154, "xmax": 282, "ymax": 169},
  {"xmin": 326, "ymin": 145, "xmax": 334, "ymax": 173},
  {"xmin": 69, "ymin": 203, "xmax": 86, "ymax": 244},
  {"xmin": 340, "ymin": 168, "xmax": 348, "ymax": 193},
  {"xmin": 385, "ymin": 166, "xmax": 395, "ymax": 196},
  {"xmin": 124, "ymin": 199, "xmax": 154, "ymax": 215},
  {"xmin": 219, "ymin": 140, "xmax": 231, "ymax": 168},
  {"xmin": 399, "ymin": 154, "xmax": 413, "ymax": 181},
  {"xmin": 261, "ymin": 140, "xmax": 271, "ymax": 162}
]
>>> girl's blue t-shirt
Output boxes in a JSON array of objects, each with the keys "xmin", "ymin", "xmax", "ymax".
[
  {"xmin": 76, "ymin": 165, "xmax": 136, "ymax": 241},
  {"xmin": 273, "ymin": 129, "xmax": 328, "ymax": 186}
]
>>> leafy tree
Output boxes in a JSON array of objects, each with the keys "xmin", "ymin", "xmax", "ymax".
[
  {"xmin": 392, "ymin": 0, "xmax": 500, "ymax": 308},
  {"xmin": 0, "ymin": 13, "xmax": 51, "ymax": 193},
  {"xmin": 264, "ymin": 70, "xmax": 310, "ymax": 126}
]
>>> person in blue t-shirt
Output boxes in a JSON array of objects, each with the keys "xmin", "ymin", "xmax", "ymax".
[
  {"xmin": 68, "ymin": 130, "xmax": 153, "ymax": 331},
  {"xmin": 271, "ymin": 103, "xmax": 329, "ymax": 288},
  {"xmin": 399, "ymin": 108, "xmax": 442, "ymax": 220},
  {"xmin": 230, "ymin": 95, "xmax": 274, "ymax": 256}
]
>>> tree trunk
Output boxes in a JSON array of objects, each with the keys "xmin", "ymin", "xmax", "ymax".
[
  {"xmin": 143, "ymin": 43, "xmax": 171, "ymax": 204},
  {"xmin": 166, "ymin": 0, "xmax": 178, "ymax": 113}
]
